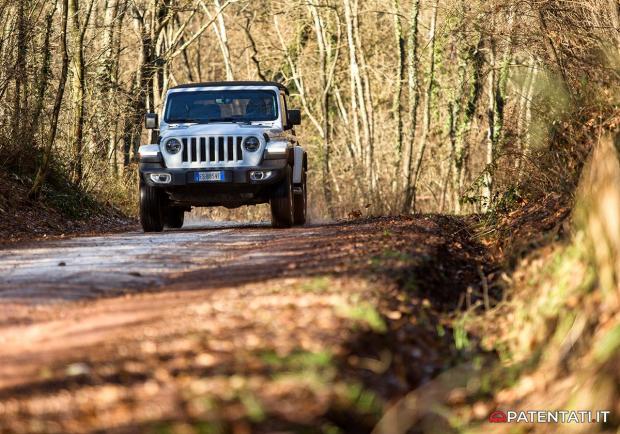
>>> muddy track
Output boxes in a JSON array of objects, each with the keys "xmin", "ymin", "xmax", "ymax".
[{"xmin": 0, "ymin": 217, "xmax": 488, "ymax": 434}]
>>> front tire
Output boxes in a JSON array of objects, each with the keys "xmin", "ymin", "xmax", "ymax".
[
  {"xmin": 270, "ymin": 165, "xmax": 294, "ymax": 228},
  {"xmin": 293, "ymin": 170, "xmax": 307, "ymax": 226},
  {"xmin": 165, "ymin": 207, "xmax": 185, "ymax": 229},
  {"xmin": 140, "ymin": 183, "xmax": 165, "ymax": 233}
]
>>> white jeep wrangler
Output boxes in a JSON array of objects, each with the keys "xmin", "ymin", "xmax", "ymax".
[{"xmin": 138, "ymin": 81, "xmax": 308, "ymax": 232}]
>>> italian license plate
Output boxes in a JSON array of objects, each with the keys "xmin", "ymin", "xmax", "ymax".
[{"xmin": 194, "ymin": 171, "xmax": 224, "ymax": 182}]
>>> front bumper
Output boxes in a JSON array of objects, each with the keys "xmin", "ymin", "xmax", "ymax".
[{"xmin": 140, "ymin": 158, "xmax": 288, "ymax": 188}]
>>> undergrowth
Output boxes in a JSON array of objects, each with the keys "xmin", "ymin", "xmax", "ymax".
[{"xmin": 456, "ymin": 135, "xmax": 620, "ymax": 433}]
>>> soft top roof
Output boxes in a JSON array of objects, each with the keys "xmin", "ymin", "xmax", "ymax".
[{"xmin": 171, "ymin": 81, "xmax": 289, "ymax": 95}]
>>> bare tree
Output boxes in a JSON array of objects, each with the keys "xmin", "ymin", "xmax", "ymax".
[
  {"xmin": 392, "ymin": 0, "xmax": 405, "ymax": 189},
  {"xmin": 11, "ymin": 0, "xmax": 27, "ymax": 168},
  {"xmin": 411, "ymin": 0, "xmax": 439, "ymax": 211},
  {"xmin": 307, "ymin": 0, "xmax": 341, "ymax": 216},
  {"xmin": 0, "ymin": 0, "xmax": 614, "ymax": 220},
  {"xmin": 481, "ymin": 33, "xmax": 497, "ymax": 211},
  {"xmin": 29, "ymin": 5, "xmax": 56, "ymax": 148},
  {"xmin": 201, "ymin": 0, "xmax": 234, "ymax": 80},
  {"xmin": 402, "ymin": 0, "xmax": 421, "ymax": 212},
  {"xmin": 68, "ymin": 0, "xmax": 95, "ymax": 185},
  {"xmin": 29, "ymin": 0, "xmax": 70, "ymax": 199},
  {"xmin": 242, "ymin": 10, "xmax": 268, "ymax": 81},
  {"xmin": 343, "ymin": 0, "xmax": 374, "ymax": 196},
  {"xmin": 452, "ymin": 34, "xmax": 483, "ymax": 213}
]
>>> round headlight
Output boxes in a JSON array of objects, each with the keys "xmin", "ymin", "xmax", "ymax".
[
  {"xmin": 243, "ymin": 136, "xmax": 260, "ymax": 152},
  {"xmin": 165, "ymin": 138, "xmax": 182, "ymax": 154}
]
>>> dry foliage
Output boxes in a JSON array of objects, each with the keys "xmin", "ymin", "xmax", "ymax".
[
  {"xmin": 0, "ymin": 0, "xmax": 616, "ymax": 217},
  {"xmin": 470, "ymin": 135, "xmax": 620, "ymax": 434}
]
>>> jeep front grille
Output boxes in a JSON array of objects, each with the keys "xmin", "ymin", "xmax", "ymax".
[{"xmin": 181, "ymin": 136, "xmax": 244, "ymax": 164}]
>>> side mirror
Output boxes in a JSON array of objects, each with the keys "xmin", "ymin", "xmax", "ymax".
[
  {"xmin": 288, "ymin": 109, "xmax": 301, "ymax": 126},
  {"xmin": 145, "ymin": 113, "xmax": 159, "ymax": 130}
]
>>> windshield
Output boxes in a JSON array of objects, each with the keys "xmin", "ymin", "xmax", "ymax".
[{"xmin": 164, "ymin": 90, "xmax": 278, "ymax": 123}]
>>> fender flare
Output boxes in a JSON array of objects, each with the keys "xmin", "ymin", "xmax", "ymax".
[{"xmin": 292, "ymin": 146, "xmax": 306, "ymax": 184}]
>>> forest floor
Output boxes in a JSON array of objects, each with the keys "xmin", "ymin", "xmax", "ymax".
[
  {"xmin": 0, "ymin": 216, "xmax": 492, "ymax": 434},
  {"xmin": 0, "ymin": 172, "xmax": 135, "ymax": 245}
]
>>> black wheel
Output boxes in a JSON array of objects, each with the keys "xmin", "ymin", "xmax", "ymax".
[
  {"xmin": 165, "ymin": 207, "xmax": 185, "ymax": 229},
  {"xmin": 270, "ymin": 165, "xmax": 294, "ymax": 228},
  {"xmin": 140, "ymin": 183, "xmax": 164, "ymax": 233},
  {"xmin": 293, "ymin": 170, "xmax": 307, "ymax": 226}
]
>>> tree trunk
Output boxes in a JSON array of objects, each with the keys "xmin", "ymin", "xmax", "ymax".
[
  {"xmin": 484, "ymin": 11, "xmax": 513, "ymax": 211},
  {"xmin": 493, "ymin": 56, "xmax": 510, "ymax": 146},
  {"xmin": 402, "ymin": 0, "xmax": 421, "ymax": 212},
  {"xmin": 445, "ymin": 101, "xmax": 457, "ymax": 211},
  {"xmin": 124, "ymin": 4, "xmax": 155, "ymax": 167},
  {"xmin": 608, "ymin": 0, "xmax": 620, "ymax": 49},
  {"xmin": 68, "ymin": 0, "xmax": 83, "ymax": 184},
  {"xmin": 392, "ymin": 0, "xmax": 405, "ymax": 190},
  {"xmin": 29, "ymin": 5, "xmax": 56, "ymax": 147},
  {"xmin": 211, "ymin": 0, "xmax": 234, "ymax": 80},
  {"xmin": 12, "ymin": 0, "xmax": 26, "ymax": 164},
  {"xmin": 242, "ymin": 12, "xmax": 267, "ymax": 81},
  {"xmin": 98, "ymin": 0, "xmax": 119, "ymax": 160},
  {"xmin": 29, "ymin": 0, "xmax": 70, "ymax": 200},
  {"xmin": 352, "ymin": 0, "xmax": 375, "ymax": 195},
  {"xmin": 273, "ymin": 15, "xmax": 322, "ymax": 137},
  {"xmin": 482, "ymin": 37, "xmax": 497, "ymax": 212},
  {"xmin": 343, "ymin": 0, "xmax": 374, "ymax": 199},
  {"xmin": 519, "ymin": 59, "xmax": 538, "ymax": 181},
  {"xmin": 452, "ymin": 34, "xmax": 483, "ymax": 214},
  {"xmin": 68, "ymin": 0, "xmax": 95, "ymax": 185},
  {"xmin": 109, "ymin": 0, "xmax": 127, "ymax": 177},
  {"xmin": 343, "ymin": 0, "xmax": 362, "ymax": 166},
  {"xmin": 309, "ymin": 1, "xmax": 334, "ymax": 216},
  {"xmin": 411, "ymin": 0, "xmax": 439, "ymax": 212}
]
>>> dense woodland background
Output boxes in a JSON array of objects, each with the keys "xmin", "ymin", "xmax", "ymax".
[
  {"xmin": 0, "ymin": 0, "xmax": 617, "ymax": 218},
  {"xmin": 0, "ymin": 1, "xmax": 619, "ymax": 432}
]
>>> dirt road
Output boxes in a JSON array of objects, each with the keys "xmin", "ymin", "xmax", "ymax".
[{"xmin": 0, "ymin": 217, "xmax": 485, "ymax": 434}]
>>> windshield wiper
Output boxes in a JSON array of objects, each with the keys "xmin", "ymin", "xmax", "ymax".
[
  {"xmin": 167, "ymin": 118, "xmax": 201, "ymax": 124},
  {"xmin": 212, "ymin": 118, "xmax": 253, "ymax": 125}
]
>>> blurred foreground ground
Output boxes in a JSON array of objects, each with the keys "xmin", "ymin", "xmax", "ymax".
[{"xmin": 0, "ymin": 217, "xmax": 486, "ymax": 433}]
